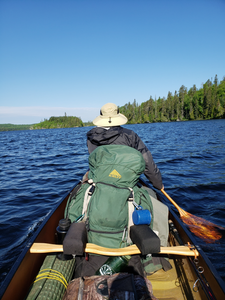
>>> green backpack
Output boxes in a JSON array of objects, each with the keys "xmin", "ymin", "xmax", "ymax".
[{"xmin": 64, "ymin": 145, "xmax": 154, "ymax": 249}]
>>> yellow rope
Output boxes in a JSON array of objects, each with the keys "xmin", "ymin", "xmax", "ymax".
[
  {"xmin": 39, "ymin": 268, "xmax": 68, "ymax": 284},
  {"xmin": 33, "ymin": 268, "xmax": 68, "ymax": 289}
]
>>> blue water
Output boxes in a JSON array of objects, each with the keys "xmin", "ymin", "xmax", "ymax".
[{"xmin": 0, "ymin": 120, "xmax": 225, "ymax": 287}]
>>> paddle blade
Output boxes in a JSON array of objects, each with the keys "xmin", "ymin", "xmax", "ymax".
[
  {"xmin": 161, "ymin": 189, "xmax": 224, "ymax": 243},
  {"xmin": 181, "ymin": 212, "xmax": 224, "ymax": 243}
]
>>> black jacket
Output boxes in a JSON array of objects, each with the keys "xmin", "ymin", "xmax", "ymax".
[{"xmin": 87, "ymin": 126, "xmax": 163, "ymax": 190}]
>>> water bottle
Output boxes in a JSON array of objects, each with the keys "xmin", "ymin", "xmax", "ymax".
[
  {"xmin": 56, "ymin": 218, "xmax": 71, "ymax": 243},
  {"xmin": 56, "ymin": 218, "xmax": 72, "ymax": 260},
  {"xmin": 95, "ymin": 255, "xmax": 131, "ymax": 275}
]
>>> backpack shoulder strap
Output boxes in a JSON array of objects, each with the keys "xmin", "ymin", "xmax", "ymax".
[
  {"xmin": 82, "ymin": 179, "xmax": 95, "ymax": 220},
  {"xmin": 127, "ymin": 189, "xmax": 135, "ymax": 244}
]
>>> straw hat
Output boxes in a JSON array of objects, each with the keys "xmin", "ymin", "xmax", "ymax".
[{"xmin": 93, "ymin": 103, "xmax": 128, "ymax": 126}]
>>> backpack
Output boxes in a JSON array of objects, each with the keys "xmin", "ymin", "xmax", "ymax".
[{"xmin": 64, "ymin": 145, "xmax": 154, "ymax": 249}]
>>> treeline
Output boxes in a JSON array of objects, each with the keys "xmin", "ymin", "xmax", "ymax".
[
  {"xmin": 120, "ymin": 75, "xmax": 225, "ymax": 123},
  {"xmin": 32, "ymin": 115, "xmax": 84, "ymax": 129},
  {"xmin": 83, "ymin": 121, "xmax": 94, "ymax": 127},
  {"xmin": 0, "ymin": 124, "xmax": 32, "ymax": 131}
]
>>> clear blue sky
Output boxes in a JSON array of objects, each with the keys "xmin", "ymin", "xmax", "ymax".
[{"xmin": 0, "ymin": 0, "xmax": 225, "ymax": 124}]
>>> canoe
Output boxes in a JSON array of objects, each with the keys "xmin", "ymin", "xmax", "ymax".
[{"xmin": 1, "ymin": 178, "xmax": 225, "ymax": 300}]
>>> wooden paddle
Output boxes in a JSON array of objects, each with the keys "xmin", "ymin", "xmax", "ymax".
[
  {"xmin": 161, "ymin": 189, "xmax": 188, "ymax": 217},
  {"xmin": 30, "ymin": 243, "xmax": 199, "ymax": 257},
  {"xmin": 161, "ymin": 189, "xmax": 223, "ymax": 242}
]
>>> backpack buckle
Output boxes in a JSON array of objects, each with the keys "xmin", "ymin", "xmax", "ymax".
[
  {"xmin": 88, "ymin": 184, "xmax": 95, "ymax": 196},
  {"xmin": 128, "ymin": 188, "xmax": 134, "ymax": 201},
  {"xmin": 128, "ymin": 192, "xmax": 134, "ymax": 201}
]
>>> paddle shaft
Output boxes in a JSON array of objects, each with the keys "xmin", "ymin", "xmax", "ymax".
[
  {"xmin": 161, "ymin": 189, "xmax": 188, "ymax": 217},
  {"xmin": 30, "ymin": 243, "xmax": 199, "ymax": 257}
]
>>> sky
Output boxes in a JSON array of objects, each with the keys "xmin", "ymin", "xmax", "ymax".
[{"xmin": 0, "ymin": 0, "xmax": 225, "ymax": 124}]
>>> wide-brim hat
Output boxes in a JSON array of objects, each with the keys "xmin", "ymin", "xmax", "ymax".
[{"xmin": 93, "ymin": 103, "xmax": 128, "ymax": 127}]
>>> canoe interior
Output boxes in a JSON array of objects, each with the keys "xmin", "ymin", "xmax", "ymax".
[
  {"xmin": 149, "ymin": 210, "xmax": 219, "ymax": 300},
  {"xmin": 1, "ymin": 180, "xmax": 225, "ymax": 300}
]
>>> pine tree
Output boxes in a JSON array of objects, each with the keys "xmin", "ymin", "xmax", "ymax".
[
  {"xmin": 203, "ymin": 82, "xmax": 210, "ymax": 119},
  {"xmin": 179, "ymin": 85, "xmax": 187, "ymax": 120},
  {"xmin": 211, "ymin": 75, "xmax": 218, "ymax": 118},
  {"xmin": 153, "ymin": 97, "xmax": 157, "ymax": 121},
  {"xmin": 174, "ymin": 91, "xmax": 179, "ymax": 120},
  {"xmin": 167, "ymin": 91, "xmax": 173, "ymax": 120},
  {"xmin": 148, "ymin": 97, "xmax": 155, "ymax": 122}
]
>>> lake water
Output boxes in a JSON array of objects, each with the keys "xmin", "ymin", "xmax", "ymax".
[{"xmin": 0, "ymin": 119, "xmax": 225, "ymax": 287}]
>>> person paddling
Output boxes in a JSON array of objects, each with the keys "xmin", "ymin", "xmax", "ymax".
[{"xmin": 86, "ymin": 103, "xmax": 164, "ymax": 190}]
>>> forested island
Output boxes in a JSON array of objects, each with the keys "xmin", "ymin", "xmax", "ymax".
[
  {"xmin": 31, "ymin": 115, "xmax": 84, "ymax": 129},
  {"xmin": 1, "ymin": 75, "xmax": 224, "ymax": 131},
  {"xmin": 120, "ymin": 75, "xmax": 225, "ymax": 123}
]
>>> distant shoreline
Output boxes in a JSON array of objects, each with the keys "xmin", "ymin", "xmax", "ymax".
[{"xmin": 1, "ymin": 117, "xmax": 224, "ymax": 132}]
